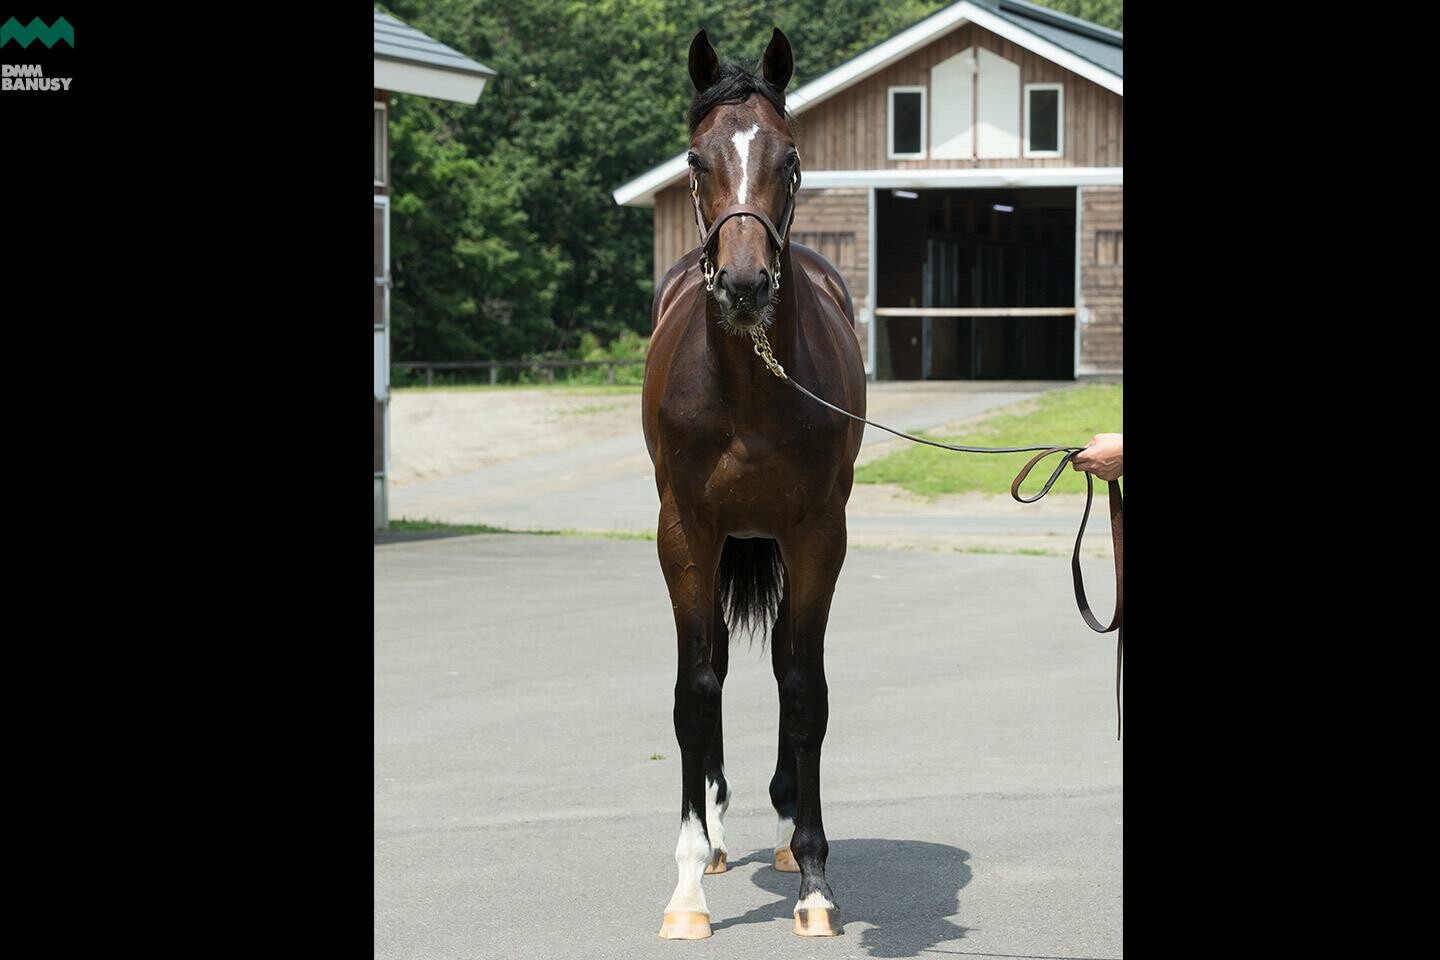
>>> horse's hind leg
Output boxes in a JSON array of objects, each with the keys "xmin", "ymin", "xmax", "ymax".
[
  {"xmin": 776, "ymin": 520, "xmax": 846, "ymax": 937},
  {"xmin": 768, "ymin": 576, "xmax": 801, "ymax": 873},
  {"xmin": 657, "ymin": 496, "xmax": 723, "ymax": 940},
  {"xmin": 702, "ymin": 607, "xmax": 731, "ymax": 875}
]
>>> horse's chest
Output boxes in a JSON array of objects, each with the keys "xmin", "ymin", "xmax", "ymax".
[
  {"xmin": 706, "ymin": 431, "xmax": 784, "ymax": 486},
  {"xmin": 664, "ymin": 416, "xmax": 834, "ymax": 517}
]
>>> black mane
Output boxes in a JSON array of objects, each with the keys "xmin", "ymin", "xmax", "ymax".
[{"xmin": 688, "ymin": 62, "xmax": 790, "ymax": 133}]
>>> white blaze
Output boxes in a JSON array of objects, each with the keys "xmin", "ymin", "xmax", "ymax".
[{"xmin": 731, "ymin": 123, "xmax": 760, "ymax": 203}]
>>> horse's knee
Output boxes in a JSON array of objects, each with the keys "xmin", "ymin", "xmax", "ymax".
[
  {"xmin": 674, "ymin": 668, "xmax": 722, "ymax": 748},
  {"xmin": 780, "ymin": 669, "xmax": 829, "ymax": 750},
  {"xmin": 769, "ymin": 764, "xmax": 796, "ymax": 813}
]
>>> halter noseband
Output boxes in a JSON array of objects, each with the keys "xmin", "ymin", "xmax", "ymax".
[{"xmin": 691, "ymin": 162, "xmax": 800, "ymax": 294}]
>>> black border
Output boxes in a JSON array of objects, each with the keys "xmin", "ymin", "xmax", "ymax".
[{"xmin": 5, "ymin": 2, "xmax": 1309, "ymax": 949}]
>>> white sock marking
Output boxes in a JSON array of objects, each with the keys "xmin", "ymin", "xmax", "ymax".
[
  {"xmin": 731, "ymin": 123, "xmax": 760, "ymax": 203},
  {"xmin": 796, "ymin": 890, "xmax": 836, "ymax": 914},
  {"xmin": 704, "ymin": 774, "xmax": 730, "ymax": 858},
  {"xmin": 665, "ymin": 812, "xmax": 712, "ymax": 915},
  {"xmin": 776, "ymin": 815, "xmax": 795, "ymax": 852}
]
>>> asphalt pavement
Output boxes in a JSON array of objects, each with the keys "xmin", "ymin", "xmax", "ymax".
[{"xmin": 375, "ymin": 533, "xmax": 1122, "ymax": 959}]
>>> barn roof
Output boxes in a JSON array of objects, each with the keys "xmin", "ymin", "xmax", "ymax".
[
  {"xmin": 613, "ymin": 0, "xmax": 1122, "ymax": 207},
  {"xmin": 985, "ymin": 0, "xmax": 1122, "ymax": 77},
  {"xmin": 374, "ymin": 8, "xmax": 495, "ymax": 103},
  {"xmin": 374, "ymin": 9, "xmax": 495, "ymax": 77}
]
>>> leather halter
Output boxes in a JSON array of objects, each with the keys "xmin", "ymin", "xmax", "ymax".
[{"xmin": 691, "ymin": 162, "xmax": 800, "ymax": 291}]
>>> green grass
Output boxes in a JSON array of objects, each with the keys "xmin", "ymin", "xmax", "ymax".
[
  {"xmin": 387, "ymin": 518, "xmax": 655, "ymax": 541},
  {"xmin": 388, "ymin": 519, "xmax": 541, "ymax": 536},
  {"xmin": 855, "ymin": 384, "xmax": 1122, "ymax": 499},
  {"xmin": 391, "ymin": 383, "xmax": 642, "ymax": 395}
]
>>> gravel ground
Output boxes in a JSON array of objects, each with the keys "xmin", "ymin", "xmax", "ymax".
[{"xmin": 387, "ymin": 382, "xmax": 1115, "ymax": 559}]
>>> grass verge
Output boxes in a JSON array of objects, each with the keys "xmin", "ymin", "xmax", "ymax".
[
  {"xmin": 386, "ymin": 518, "xmax": 656, "ymax": 541},
  {"xmin": 391, "ymin": 383, "xmax": 642, "ymax": 395},
  {"xmin": 855, "ymin": 383, "xmax": 1122, "ymax": 498}
]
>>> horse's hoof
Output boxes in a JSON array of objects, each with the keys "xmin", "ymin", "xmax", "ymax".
[
  {"xmin": 659, "ymin": 911, "xmax": 713, "ymax": 939},
  {"xmin": 793, "ymin": 907, "xmax": 842, "ymax": 937},
  {"xmin": 774, "ymin": 847, "xmax": 800, "ymax": 872},
  {"xmin": 704, "ymin": 851, "xmax": 728, "ymax": 874}
]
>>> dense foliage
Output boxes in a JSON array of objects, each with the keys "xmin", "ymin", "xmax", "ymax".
[{"xmin": 382, "ymin": 0, "xmax": 1121, "ymax": 365}]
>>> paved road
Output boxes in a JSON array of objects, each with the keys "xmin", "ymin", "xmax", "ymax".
[
  {"xmin": 388, "ymin": 382, "xmax": 1094, "ymax": 541},
  {"xmin": 375, "ymin": 534, "xmax": 1122, "ymax": 959}
]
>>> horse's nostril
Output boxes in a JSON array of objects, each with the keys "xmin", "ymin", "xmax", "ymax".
[{"xmin": 753, "ymin": 272, "xmax": 771, "ymax": 307}]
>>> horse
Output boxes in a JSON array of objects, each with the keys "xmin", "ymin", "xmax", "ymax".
[{"xmin": 641, "ymin": 27, "xmax": 866, "ymax": 941}]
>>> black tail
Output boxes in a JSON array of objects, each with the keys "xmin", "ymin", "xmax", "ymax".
[{"xmin": 717, "ymin": 536, "xmax": 785, "ymax": 645}]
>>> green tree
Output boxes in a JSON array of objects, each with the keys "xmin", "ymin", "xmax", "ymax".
[
  {"xmin": 380, "ymin": 0, "xmax": 1120, "ymax": 362},
  {"xmin": 1029, "ymin": 0, "xmax": 1122, "ymax": 32},
  {"xmin": 388, "ymin": 101, "xmax": 568, "ymax": 360}
]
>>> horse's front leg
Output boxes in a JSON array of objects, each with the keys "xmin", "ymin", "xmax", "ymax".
[
  {"xmin": 776, "ymin": 516, "xmax": 847, "ymax": 937},
  {"xmin": 657, "ymin": 494, "xmax": 724, "ymax": 940},
  {"xmin": 703, "ymin": 605, "xmax": 731, "ymax": 875}
]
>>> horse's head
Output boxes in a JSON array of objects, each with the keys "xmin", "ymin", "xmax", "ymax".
[{"xmin": 686, "ymin": 28, "xmax": 798, "ymax": 332}]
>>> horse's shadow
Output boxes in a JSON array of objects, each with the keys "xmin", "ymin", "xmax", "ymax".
[{"xmin": 712, "ymin": 838, "xmax": 973, "ymax": 958}]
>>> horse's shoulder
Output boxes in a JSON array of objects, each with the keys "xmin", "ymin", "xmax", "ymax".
[
  {"xmin": 652, "ymin": 249, "xmax": 704, "ymax": 333},
  {"xmin": 790, "ymin": 242, "xmax": 856, "ymax": 329}
]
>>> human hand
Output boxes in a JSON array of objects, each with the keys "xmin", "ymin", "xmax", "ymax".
[{"xmin": 1071, "ymin": 433, "xmax": 1122, "ymax": 481}]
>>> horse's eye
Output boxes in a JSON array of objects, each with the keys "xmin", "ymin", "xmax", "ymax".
[{"xmin": 688, "ymin": 152, "xmax": 702, "ymax": 170}]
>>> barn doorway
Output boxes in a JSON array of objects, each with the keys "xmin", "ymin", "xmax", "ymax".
[{"xmin": 874, "ymin": 187, "xmax": 1076, "ymax": 380}]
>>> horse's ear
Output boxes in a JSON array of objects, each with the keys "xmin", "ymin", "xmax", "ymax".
[
  {"xmin": 761, "ymin": 27, "xmax": 793, "ymax": 93},
  {"xmin": 689, "ymin": 29, "xmax": 720, "ymax": 92}
]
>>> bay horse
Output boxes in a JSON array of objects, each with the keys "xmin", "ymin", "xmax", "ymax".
[{"xmin": 642, "ymin": 27, "xmax": 866, "ymax": 940}]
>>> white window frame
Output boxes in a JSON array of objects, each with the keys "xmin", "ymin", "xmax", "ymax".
[
  {"xmin": 1023, "ymin": 83, "xmax": 1064, "ymax": 158},
  {"xmin": 374, "ymin": 100, "xmax": 388, "ymax": 187},
  {"xmin": 887, "ymin": 86, "xmax": 928, "ymax": 160}
]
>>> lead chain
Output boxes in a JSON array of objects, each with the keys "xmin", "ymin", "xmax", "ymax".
[{"xmin": 750, "ymin": 326, "xmax": 787, "ymax": 380}]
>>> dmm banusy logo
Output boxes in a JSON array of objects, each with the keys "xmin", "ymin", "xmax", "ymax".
[{"xmin": 0, "ymin": 16, "xmax": 73, "ymax": 48}]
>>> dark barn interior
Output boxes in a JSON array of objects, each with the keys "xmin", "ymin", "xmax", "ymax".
[{"xmin": 875, "ymin": 187, "xmax": 1076, "ymax": 380}]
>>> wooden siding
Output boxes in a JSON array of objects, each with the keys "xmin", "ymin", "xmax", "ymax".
[
  {"xmin": 1078, "ymin": 185, "xmax": 1122, "ymax": 375},
  {"xmin": 792, "ymin": 188, "xmax": 869, "ymax": 311},
  {"xmin": 792, "ymin": 188, "xmax": 870, "ymax": 367},
  {"xmin": 793, "ymin": 23, "xmax": 1121, "ymax": 171},
  {"xmin": 654, "ymin": 184, "xmax": 694, "ymax": 287}
]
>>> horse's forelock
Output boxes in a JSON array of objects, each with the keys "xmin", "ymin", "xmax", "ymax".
[{"xmin": 688, "ymin": 62, "xmax": 790, "ymax": 134}]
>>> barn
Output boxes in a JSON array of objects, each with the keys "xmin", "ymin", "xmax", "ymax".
[
  {"xmin": 374, "ymin": 9, "xmax": 495, "ymax": 530},
  {"xmin": 613, "ymin": 0, "xmax": 1122, "ymax": 381}
]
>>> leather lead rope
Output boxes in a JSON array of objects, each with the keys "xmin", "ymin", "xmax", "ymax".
[{"xmin": 751, "ymin": 329, "xmax": 1123, "ymax": 739}]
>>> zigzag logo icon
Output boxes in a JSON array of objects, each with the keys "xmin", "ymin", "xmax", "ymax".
[{"xmin": 0, "ymin": 16, "xmax": 74, "ymax": 48}]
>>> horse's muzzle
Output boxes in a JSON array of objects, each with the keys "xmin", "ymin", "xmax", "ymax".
[{"xmin": 715, "ymin": 267, "xmax": 772, "ymax": 313}]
